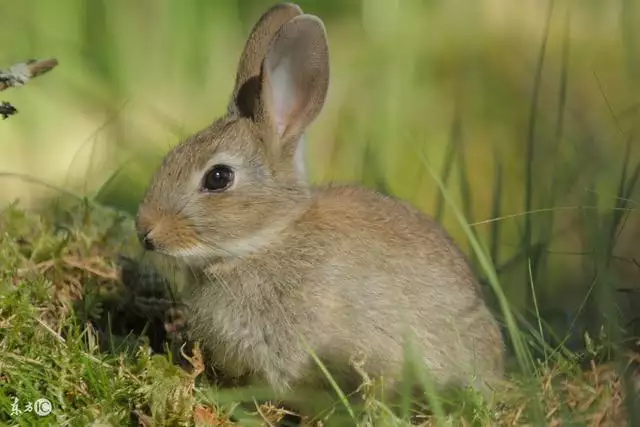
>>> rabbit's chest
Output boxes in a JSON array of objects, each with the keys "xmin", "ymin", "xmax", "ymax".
[{"xmin": 185, "ymin": 276, "xmax": 294, "ymax": 377}]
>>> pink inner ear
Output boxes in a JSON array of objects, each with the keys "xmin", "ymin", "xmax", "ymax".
[{"xmin": 269, "ymin": 55, "xmax": 297, "ymax": 137}]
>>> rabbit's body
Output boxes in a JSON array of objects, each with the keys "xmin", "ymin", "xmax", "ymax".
[
  {"xmin": 136, "ymin": 2, "xmax": 504, "ymax": 404},
  {"xmin": 179, "ymin": 184, "xmax": 503, "ymax": 395}
]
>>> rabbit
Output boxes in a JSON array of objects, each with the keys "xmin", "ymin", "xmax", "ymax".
[{"xmin": 135, "ymin": 1, "xmax": 504, "ymax": 409}]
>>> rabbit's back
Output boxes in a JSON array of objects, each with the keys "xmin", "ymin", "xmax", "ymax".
[{"xmin": 300, "ymin": 185, "xmax": 503, "ymax": 385}]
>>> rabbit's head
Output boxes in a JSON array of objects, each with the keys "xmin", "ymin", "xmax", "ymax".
[{"xmin": 136, "ymin": 3, "xmax": 329, "ymax": 264}]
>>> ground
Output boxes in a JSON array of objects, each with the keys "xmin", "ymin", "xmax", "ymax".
[{"xmin": 0, "ymin": 200, "xmax": 638, "ymax": 426}]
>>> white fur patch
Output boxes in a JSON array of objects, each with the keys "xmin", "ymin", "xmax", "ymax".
[
  {"xmin": 215, "ymin": 218, "xmax": 291, "ymax": 258},
  {"xmin": 294, "ymin": 135, "xmax": 307, "ymax": 181},
  {"xmin": 269, "ymin": 55, "xmax": 295, "ymax": 137},
  {"xmin": 168, "ymin": 216, "xmax": 292, "ymax": 263},
  {"xmin": 168, "ymin": 243, "xmax": 216, "ymax": 266}
]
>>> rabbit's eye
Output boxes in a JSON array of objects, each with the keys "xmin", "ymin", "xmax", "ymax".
[{"xmin": 202, "ymin": 165, "xmax": 234, "ymax": 192}]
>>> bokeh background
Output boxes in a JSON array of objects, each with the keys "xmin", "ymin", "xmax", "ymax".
[{"xmin": 1, "ymin": 0, "xmax": 639, "ymax": 352}]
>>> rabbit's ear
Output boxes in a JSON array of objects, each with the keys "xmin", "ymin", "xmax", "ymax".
[
  {"xmin": 258, "ymin": 14, "xmax": 329, "ymax": 150},
  {"xmin": 229, "ymin": 3, "xmax": 302, "ymax": 115}
]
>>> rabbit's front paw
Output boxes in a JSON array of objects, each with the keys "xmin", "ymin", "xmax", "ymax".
[{"xmin": 164, "ymin": 305, "xmax": 188, "ymax": 339}]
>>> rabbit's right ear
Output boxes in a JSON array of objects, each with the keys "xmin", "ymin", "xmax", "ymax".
[
  {"xmin": 255, "ymin": 15, "xmax": 329, "ymax": 158},
  {"xmin": 229, "ymin": 3, "xmax": 302, "ymax": 115}
]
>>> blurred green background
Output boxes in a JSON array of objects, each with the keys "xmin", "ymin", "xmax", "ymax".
[{"xmin": 1, "ymin": 0, "xmax": 639, "ymax": 349}]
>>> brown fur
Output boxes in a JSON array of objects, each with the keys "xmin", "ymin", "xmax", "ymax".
[{"xmin": 136, "ymin": 2, "xmax": 504, "ymax": 406}]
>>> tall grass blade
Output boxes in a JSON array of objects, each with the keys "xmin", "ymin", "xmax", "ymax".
[
  {"xmin": 421, "ymin": 152, "xmax": 533, "ymax": 373},
  {"xmin": 422, "ymin": 151, "xmax": 548, "ymax": 424},
  {"xmin": 528, "ymin": 260, "xmax": 547, "ymax": 361},
  {"xmin": 455, "ymin": 120, "xmax": 479, "ymax": 265},
  {"xmin": 522, "ymin": 0, "xmax": 555, "ymax": 311},
  {"xmin": 537, "ymin": 3, "xmax": 572, "ymax": 289},
  {"xmin": 300, "ymin": 335, "xmax": 356, "ymax": 423},
  {"xmin": 434, "ymin": 106, "xmax": 462, "ymax": 222},
  {"xmin": 489, "ymin": 149, "xmax": 503, "ymax": 266}
]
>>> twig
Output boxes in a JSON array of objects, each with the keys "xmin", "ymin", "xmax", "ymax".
[
  {"xmin": 253, "ymin": 398, "xmax": 276, "ymax": 427},
  {"xmin": 0, "ymin": 58, "xmax": 58, "ymax": 91},
  {"xmin": 0, "ymin": 58, "xmax": 58, "ymax": 120}
]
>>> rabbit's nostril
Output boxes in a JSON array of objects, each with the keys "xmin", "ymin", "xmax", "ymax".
[
  {"xmin": 143, "ymin": 235, "xmax": 155, "ymax": 251},
  {"xmin": 139, "ymin": 231, "xmax": 156, "ymax": 251}
]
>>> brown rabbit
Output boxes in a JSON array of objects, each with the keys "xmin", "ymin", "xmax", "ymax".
[{"xmin": 136, "ymin": 1, "xmax": 504, "ymax": 409}]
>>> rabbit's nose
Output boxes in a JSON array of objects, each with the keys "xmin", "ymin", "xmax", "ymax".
[{"xmin": 138, "ymin": 231, "xmax": 156, "ymax": 251}]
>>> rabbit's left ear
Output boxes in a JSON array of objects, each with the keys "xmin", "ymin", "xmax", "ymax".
[{"xmin": 257, "ymin": 14, "xmax": 329, "ymax": 153}]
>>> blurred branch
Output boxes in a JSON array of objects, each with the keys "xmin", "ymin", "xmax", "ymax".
[
  {"xmin": 0, "ymin": 58, "xmax": 58, "ymax": 91},
  {"xmin": 0, "ymin": 58, "xmax": 59, "ymax": 119}
]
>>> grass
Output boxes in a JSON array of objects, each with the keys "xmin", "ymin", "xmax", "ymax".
[{"xmin": 1, "ymin": 0, "xmax": 640, "ymax": 425}]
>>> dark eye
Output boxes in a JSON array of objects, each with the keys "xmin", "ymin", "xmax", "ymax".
[{"xmin": 202, "ymin": 165, "xmax": 234, "ymax": 192}]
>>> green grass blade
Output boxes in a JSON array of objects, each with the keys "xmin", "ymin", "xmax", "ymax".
[{"xmin": 299, "ymin": 335, "xmax": 356, "ymax": 423}]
